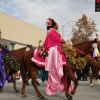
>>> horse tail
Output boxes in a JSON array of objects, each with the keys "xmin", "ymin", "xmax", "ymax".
[
  {"xmin": 20, "ymin": 46, "xmax": 35, "ymax": 82},
  {"xmin": 20, "ymin": 56, "xmax": 27, "ymax": 81}
]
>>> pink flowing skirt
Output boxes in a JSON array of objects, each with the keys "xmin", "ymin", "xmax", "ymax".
[{"xmin": 31, "ymin": 46, "xmax": 73, "ymax": 96}]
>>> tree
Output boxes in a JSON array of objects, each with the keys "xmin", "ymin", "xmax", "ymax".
[{"xmin": 71, "ymin": 14, "xmax": 99, "ymax": 44}]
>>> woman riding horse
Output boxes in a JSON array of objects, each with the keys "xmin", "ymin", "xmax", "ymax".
[
  {"xmin": 0, "ymin": 30, "xmax": 8, "ymax": 91},
  {"xmin": 31, "ymin": 18, "xmax": 73, "ymax": 96},
  {"xmin": 21, "ymin": 18, "xmax": 94, "ymax": 100},
  {"xmin": 0, "ymin": 30, "xmax": 21, "ymax": 92}
]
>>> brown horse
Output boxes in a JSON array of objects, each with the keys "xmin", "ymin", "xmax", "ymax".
[
  {"xmin": 0, "ymin": 45, "xmax": 30, "ymax": 92},
  {"xmin": 20, "ymin": 40, "xmax": 100, "ymax": 100}
]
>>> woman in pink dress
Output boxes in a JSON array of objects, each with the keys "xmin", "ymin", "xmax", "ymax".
[{"xmin": 31, "ymin": 18, "xmax": 72, "ymax": 96}]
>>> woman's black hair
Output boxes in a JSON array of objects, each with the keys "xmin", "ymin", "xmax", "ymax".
[
  {"xmin": 47, "ymin": 26, "xmax": 52, "ymax": 31},
  {"xmin": 47, "ymin": 19, "xmax": 57, "ymax": 31}
]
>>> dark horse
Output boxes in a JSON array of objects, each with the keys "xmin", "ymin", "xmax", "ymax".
[
  {"xmin": 20, "ymin": 40, "xmax": 100, "ymax": 100},
  {"xmin": 0, "ymin": 45, "xmax": 30, "ymax": 92}
]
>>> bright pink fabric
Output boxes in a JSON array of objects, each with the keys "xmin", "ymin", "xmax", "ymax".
[
  {"xmin": 43, "ymin": 29, "xmax": 66, "ymax": 63},
  {"xmin": 45, "ymin": 46, "xmax": 66, "ymax": 95},
  {"xmin": 43, "ymin": 29, "xmax": 63, "ymax": 51},
  {"xmin": 31, "ymin": 48, "xmax": 45, "ymax": 67},
  {"xmin": 31, "ymin": 28, "xmax": 66, "ymax": 66},
  {"xmin": 31, "ymin": 28, "xmax": 73, "ymax": 96}
]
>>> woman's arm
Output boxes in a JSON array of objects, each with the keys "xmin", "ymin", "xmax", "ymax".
[{"xmin": 57, "ymin": 32, "xmax": 61, "ymax": 37}]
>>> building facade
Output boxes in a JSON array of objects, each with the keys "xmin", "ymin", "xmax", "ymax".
[{"xmin": 0, "ymin": 12, "xmax": 46, "ymax": 50}]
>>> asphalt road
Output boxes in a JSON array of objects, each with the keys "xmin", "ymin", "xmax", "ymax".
[{"xmin": 0, "ymin": 78, "xmax": 100, "ymax": 100}]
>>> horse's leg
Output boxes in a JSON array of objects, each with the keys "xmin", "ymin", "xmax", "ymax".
[
  {"xmin": 97, "ymin": 78, "xmax": 100, "ymax": 86},
  {"xmin": 66, "ymin": 73, "xmax": 78, "ymax": 100},
  {"xmin": 23, "ymin": 50, "xmax": 43, "ymax": 99},
  {"xmin": 64, "ymin": 64, "xmax": 78, "ymax": 100},
  {"xmin": 90, "ymin": 72, "xmax": 94, "ymax": 87},
  {"xmin": 21, "ymin": 73, "xmax": 31, "ymax": 97},
  {"xmin": 12, "ymin": 72, "xmax": 19, "ymax": 92},
  {"xmin": 36, "ymin": 80, "xmax": 40, "ymax": 86},
  {"xmin": 65, "ymin": 76, "xmax": 72, "ymax": 100},
  {"xmin": 95, "ymin": 70, "xmax": 100, "ymax": 86},
  {"xmin": 31, "ymin": 71, "xmax": 45, "ymax": 100},
  {"xmin": 31, "ymin": 79, "xmax": 40, "ymax": 86}
]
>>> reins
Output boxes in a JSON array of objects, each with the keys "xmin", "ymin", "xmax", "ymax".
[{"xmin": 66, "ymin": 43, "xmax": 95, "ymax": 60}]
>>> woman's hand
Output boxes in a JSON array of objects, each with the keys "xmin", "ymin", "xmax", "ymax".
[{"xmin": 62, "ymin": 39, "xmax": 66, "ymax": 44}]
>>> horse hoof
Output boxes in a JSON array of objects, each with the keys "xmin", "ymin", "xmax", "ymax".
[
  {"xmin": 22, "ymin": 94, "xmax": 27, "ymax": 98},
  {"xmin": 90, "ymin": 83, "xmax": 93, "ymax": 87},
  {"xmin": 67, "ymin": 95, "xmax": 73, "ymax": 100},
  {"xmin": 39, "ymin": 96, "xmax": 45, "ymax": 100},
  {"xmin": 15, "ymin": 90, "xmax": 20, "ymax": 93},
  {"xmin": 0, "ymin": 89, "xmax": 3, "ymax": 92}
]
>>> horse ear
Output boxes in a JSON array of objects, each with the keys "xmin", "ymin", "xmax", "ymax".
[
  {"xmin": 94, "ymin": 38, "xmax": 98, "ymax": 43},
  {"xmin": 27, "ymin": 44, "xmax": 29, "ymax": 47}
]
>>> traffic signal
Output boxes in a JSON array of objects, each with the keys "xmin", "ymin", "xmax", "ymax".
[{"xmin": 95, "ymin": 0, "xmax": 100, "ymax": 12}]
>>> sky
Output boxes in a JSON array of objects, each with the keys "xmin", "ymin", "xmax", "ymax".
[{"xmin": 0, "ymin": 0, "xmax": 100, "ymax": 41}]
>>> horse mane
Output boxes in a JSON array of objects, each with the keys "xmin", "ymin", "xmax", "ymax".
[
  {"xmin": 9, "ymin": 45, "xmax": 34, "ymax": 55},
  {"xmin": 73, "ymin": 41, "xmax": 93, "ymax": 48},
  {"xmin": 73, "ymin": 40, "xmax": 94, "ymax": 57},
  {"xmin": 10, "ymin": 47, "xmax": 26, "ymax": 52}
]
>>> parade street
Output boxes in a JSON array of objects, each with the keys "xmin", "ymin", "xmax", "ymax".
[{"xmin": 0, "ymin": 78, "xmax": 100, "ymax": 100}]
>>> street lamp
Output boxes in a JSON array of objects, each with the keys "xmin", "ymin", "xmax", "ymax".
[{"xmin": 62, "ymin": 21, "xmax": 76, "ymax": 38}]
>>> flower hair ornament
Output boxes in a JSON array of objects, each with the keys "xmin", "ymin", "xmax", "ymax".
[{"xmin": 45, "ymin": 18, "xmax": 52, "ymax": 26}]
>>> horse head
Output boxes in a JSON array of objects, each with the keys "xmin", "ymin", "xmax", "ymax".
[
  {"xmin": 27, "ymin": 44, "xmax": 33, "ymax": 49},
  {"xmin": 93, "ymin": 38, "xmax": 100, "ymax": 50},
  {"xmin": 73, "ymin": 39, "xmax": 98, "ymax": 57}
]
